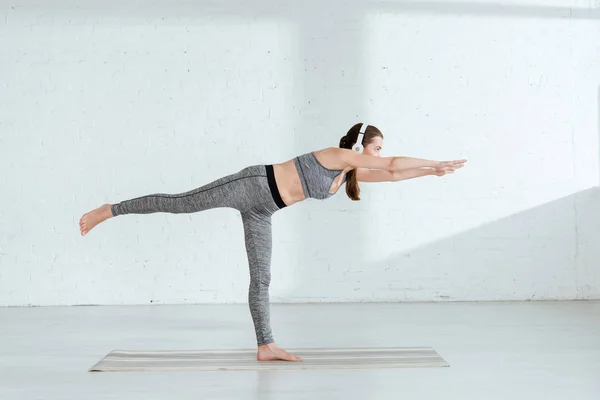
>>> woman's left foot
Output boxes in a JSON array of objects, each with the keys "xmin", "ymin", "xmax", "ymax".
[{"xmin": 79, "ymin": 204, "xmax": 113, "ymax": 236}]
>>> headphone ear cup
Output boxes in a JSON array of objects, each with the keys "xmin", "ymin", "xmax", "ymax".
[{"xmin": 353, "ymin": 128, "xmax": 366, "ymax": 153}]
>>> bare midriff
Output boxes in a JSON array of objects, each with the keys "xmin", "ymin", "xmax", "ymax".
[{"xmin": 272, "ymin": 160, "xmax": 305, "ymax": 207}]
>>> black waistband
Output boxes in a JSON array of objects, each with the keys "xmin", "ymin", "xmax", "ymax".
[{"xmin": 265, "ymin": 165, "xmax": 287, "ymax": 209}]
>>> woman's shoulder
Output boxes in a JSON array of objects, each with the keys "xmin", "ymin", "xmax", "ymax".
[
  {"xmin": 310, "ymin": 147, "xmax": 350, "ymax": 170},
  {"xmin": 311, "ymin": 147, "xmax": 351, "ymax": 156}
]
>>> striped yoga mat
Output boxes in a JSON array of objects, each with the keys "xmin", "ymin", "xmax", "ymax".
[{"xmin": 89, "ymin": 347, "xmax": 449, "ymax": 372}]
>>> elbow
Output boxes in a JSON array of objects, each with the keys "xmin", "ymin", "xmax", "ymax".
[{"xmin": 388, "ymin": 157, "xmax": 399, "ymax": 172}]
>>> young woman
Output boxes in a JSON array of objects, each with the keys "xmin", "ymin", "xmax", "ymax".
[{"xmin": 79, "ymin": 122, "xmax": 466, "ymax": 362}]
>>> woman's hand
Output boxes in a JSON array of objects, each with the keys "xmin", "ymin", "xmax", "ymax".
[
  {"xmin": 431, "ymin": 166, "xmax": 457, "ymax": 176},
  {"xmin": 438, "ymin": 159, "xmax": 467, "ymax": 168},
  {"xmin": 426, "ymin": 159, "xmax": 466, "ymax": 177}
]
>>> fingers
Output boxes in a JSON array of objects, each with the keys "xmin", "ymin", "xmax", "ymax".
[
  {"xmin": 432, "ymin": 159, "xmax": 466, "ymax": 177},
  {"xmin": 434, "ymin": 165, "xmax": 459, "ymax": 176},
  {"xmin": 440, "ymin": 159, "xmax": 467, "ymax": 165},
  {"xmin": 437, "ymin": 160, "xmax": 466, "ymax": 171}
]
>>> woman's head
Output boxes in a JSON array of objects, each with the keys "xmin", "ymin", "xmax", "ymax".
[
  {"xmin": 339, "ymin": 123, "xmax": 384, "ymax": 201},
  {"xmin": 339, "ymin": 123, "xmax": 384, "ymax": 156}
]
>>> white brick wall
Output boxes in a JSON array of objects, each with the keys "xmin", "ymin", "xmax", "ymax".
[{"xmin": 1, "ymin": 0, "xmax": 599, "ymax": 306}]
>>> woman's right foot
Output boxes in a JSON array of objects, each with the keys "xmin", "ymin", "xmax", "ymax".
[
  {"xmin": 257, "ymin": 343, "xmax": 303, "ymax": 362},
  {"xmin": 79, "ymin": 204, "xmax": 113, "ymax": 236}
]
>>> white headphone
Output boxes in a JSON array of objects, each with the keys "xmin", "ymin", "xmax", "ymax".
[{"xmin": 352, "ymin": 123, "xmax": 368, "ymax": 153}]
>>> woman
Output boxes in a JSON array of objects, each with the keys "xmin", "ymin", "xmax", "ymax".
[{"xmin": 79, "ymin": 122, "xmax": 466, "ymax": 362}]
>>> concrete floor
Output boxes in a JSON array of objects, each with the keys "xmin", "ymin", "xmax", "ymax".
[{"xmin": 1, "ymin": 301, "xmax": 599, "ymax": 399}]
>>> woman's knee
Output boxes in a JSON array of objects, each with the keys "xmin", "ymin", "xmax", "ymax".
[{"xmin": 250, "ymin": 271, "xmax": 271, "ymax": 288}]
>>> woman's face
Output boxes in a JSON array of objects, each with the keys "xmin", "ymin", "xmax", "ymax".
[{"xmin": 363, "ymin": 136, "xmax": 383, "ymax": 157}]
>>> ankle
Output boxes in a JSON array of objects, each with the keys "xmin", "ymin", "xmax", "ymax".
[{"xmin": 103, "ymin": 204, "xmax": 114, "ymax": 218}]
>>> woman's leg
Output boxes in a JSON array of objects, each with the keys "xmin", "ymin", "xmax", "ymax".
[
  {"xmin": 241, "ymin": 209, "xmax": 302, "ymax": 362},
  {"xmin": 241, "ymin": 210, "xmax": 275, "ymax": 346},
  {"xmin": 111, "ymin": 166, "xmax": 266, "ymax": 216},
  {"xmin": 79, "ymin": 166, "xmax": 267, "ymax": 235}
]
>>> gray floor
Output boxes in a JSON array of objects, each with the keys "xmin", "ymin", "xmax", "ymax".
[{"xmin": 1, "ymin": 301, "xmax": 599, "ymax": 399}]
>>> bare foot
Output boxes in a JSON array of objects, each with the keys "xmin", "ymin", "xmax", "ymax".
[
  {"xmin": 257, "ymin": 343, "xmax": 302, "ymax": 362},
  {"xmin": 79, "ymin": 204, "xmax": 113, "ymax": 236}
]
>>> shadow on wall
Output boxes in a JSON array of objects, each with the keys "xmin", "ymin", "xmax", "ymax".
[
  {"xmin": 358, "ymin": 187, "xmax": 600, "ymax": 302},
  {"xmin": 275, "ymin": 2, "xmax": 599, "ymax": 302}
]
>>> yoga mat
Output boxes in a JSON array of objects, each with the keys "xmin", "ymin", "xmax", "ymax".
[{"xmin": 89, "ymin": 347, "xmax": 449, "ymax": 371}]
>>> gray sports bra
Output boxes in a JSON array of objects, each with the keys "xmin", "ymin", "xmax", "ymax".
[{"xmin": 293, "ymin": 152, "xmax": 347, "ymax": 200}]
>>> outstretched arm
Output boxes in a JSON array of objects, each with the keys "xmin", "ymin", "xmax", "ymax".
[
  {"xmin": 339, "ymin": 148, "xmax": 466, "ymax": 171},
  {"xmin": 392, "ymin": 167, "xmax": 435, "ymax": 181},
  {"xmin": 357, "ymin": 165, "xmax": 460, "ymax": 182}
]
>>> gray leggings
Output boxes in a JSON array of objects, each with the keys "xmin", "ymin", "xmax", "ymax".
[{"xmin": 111, "ymin": 164, "xmax": 287, "ymax": 346}]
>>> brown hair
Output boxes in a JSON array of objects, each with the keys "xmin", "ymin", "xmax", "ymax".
[{"xmin": 339, "ymin": 123, "xmax": 384, "ymax": 201}]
